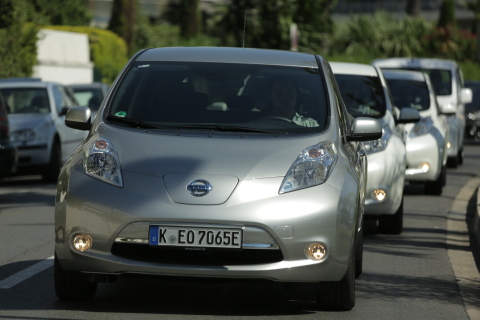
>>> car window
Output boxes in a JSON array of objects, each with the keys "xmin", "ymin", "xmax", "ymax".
[
  {"xmin": 334, "ymin": 74, "xmax": 386, "ymax": 118},
  {"xmin": 107, "ymin": 61, "xmax": 329, "ymax": 134},
  {"xmin": 0, "ymin": 88, "xmax": 51, "ymax": 114},
  {"xmin": 385, "ymin": 79, "xmax": 431, "ymax": 111},
  {"xmin": 71, "ymin": 88, "xmax": 103, "ymax": 111},
  {"xmin": 465, "ymin": 82, "xmax": 480, "ymax": 113},
  {"xmin": 384, "ymin": 68, "xmax": 452, "ymax": 96}
]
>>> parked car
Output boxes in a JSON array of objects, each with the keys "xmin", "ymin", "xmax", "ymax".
[
  {"xmin": 0, "ymin": 78, "xmax": 88, "ymax": 182},
  {"xmin": 331, "ymin": 62, "xmax": 420, "ymax": 235},
  {"xmin": 372, "ymin": 58, "xmax": 472, "ymax": 168},
  {"xmin": 67, "ymin": 82, "xmax": 110, "ymax": 114},
  {"xmin": 0, "ymin": 92, "xmax": 17, "ymax": 178},
  {"xmin": 382, "ymin": 70, "xmax": 450, "ymax": 195},
  {"xmin": 464, "ymin": 81, "xmax": 480, "ymax": 142},
  {"xmin": 55, "ymin": 47, "xmax": 383, "ymax": 310}
]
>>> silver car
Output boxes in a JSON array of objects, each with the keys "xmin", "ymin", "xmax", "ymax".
[
  {"xmin": 372, "ymin": 58, "xmax": 472, "ymax": 168},
  {"xmin": 0, "ymin": 79, "xmax": 88, "ymax": 182},
  {"xmin": 55, "ymin": 47, "xmax": 382, "ymax": 310},
  {"xmin": 382, "ymin": 70, "xmax": 450, "ymax": 195},
  {"xmin": 331, "ymin": 62, "xmax": 420, "ymax": 234}
]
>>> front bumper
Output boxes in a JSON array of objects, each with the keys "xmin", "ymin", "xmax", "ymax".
[
  {"xmin": 15, "ymin": 143, "xmax": 50, "ymax": 168},
  {"xmin": 55, "ymin": 162, "xmax": 358, "ymax": 283},
  {"xmin": 364, "ymin": 140, "xmax": 405, "ymax": 216},
  {"xmin": 405, "ymin": 133, "xmax": 442, "ymax": 182}
]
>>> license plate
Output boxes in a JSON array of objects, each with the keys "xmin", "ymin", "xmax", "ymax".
[{"xmin": 149, "ymin": 226, "xmax": 243, "ymax": 249}]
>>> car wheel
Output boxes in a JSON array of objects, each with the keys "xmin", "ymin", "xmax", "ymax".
[
  {"xmin": 458, "ymin": 148, "xmax": 463, "ymax": 165},
  {"xmin": 54, "ymin": 254, "xmax": 97, "ymax": 300},
  {"xmin": 447, "ymin": 154, "xmax": 458, "ymax": 168},
  {"xmin": 316, "ymin": 250, "xmax": 355, "ymax": 311},
  {"xmin": 378, "ymin": 197, "xmax": 403, "ymax": 235},
  {"xmin": 424, "ymin": 165, "xmax": 445, "ymax": 196},
  {"xmin": 355, "ymin": 227, "xmax": 363, "ymax": 278},
  {"xmin": 42, "ymin": 142, "xmax": 61, "ymax": 183}
]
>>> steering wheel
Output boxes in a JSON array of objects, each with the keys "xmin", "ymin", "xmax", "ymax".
[{"xmin": 264, "ymin": 116, "xmax": 292, "ymax": 122}]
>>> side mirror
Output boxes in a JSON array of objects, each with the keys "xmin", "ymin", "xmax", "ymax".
[
  {"xmin": 346, "ymin": 117, "xmax": 383, "ymax": 141},
  {"xmin": 440, "ymin": 103, "xmax": 456, "ymax": 115},
  {"xmin": 65, "ymin": 105, "xmax": 92, "ymax": 131},
  {"xmin": 397, "ymin": 107, "xmax": 420, "ymax": 124},
  {"xmin": 460, "ymin": 88, "xmax": 472, "ymax": 104}
]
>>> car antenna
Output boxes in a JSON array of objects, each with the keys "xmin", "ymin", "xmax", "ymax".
[{"xmin": 243, "ymin": 10, "xmax": 247, "ymax": 49}]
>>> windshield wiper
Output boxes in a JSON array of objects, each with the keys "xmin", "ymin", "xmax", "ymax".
[
  {"xmin": 106, "ymin": 115, "xmax": 165, "ymax": 129},
  {"xmin": 172, "ymin": 124, "xmax": 280, "ymax": 134}
]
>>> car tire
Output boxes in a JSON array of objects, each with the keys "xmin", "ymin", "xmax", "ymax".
[
  {"xmin": 447, "ymin": 154, "xmax": 458, "ymax": 168},
  {"xmin": 424, "ymin": 165, "xmax": 445, "ymax": 196},
  {"xmin": 355, "ymin": 227, "xmax": 363, "ymax": 278},
  {"xmin": 378, "ymin": 197, "xmax": 403, "ymax": 235},
  {"xmin": 458, "ymin": 148, "xmax": 463, "ymax": 165},
  {"xmin": 54, "ymin": 254, "xmax": 97, "ymax": 301},
  {"xmin": 316, "ymin": 250, "xmax": 355, "ymax": 311},
  {"xmin": 42, "ymin": 142, "xmax": 61, "ymax": 183}
]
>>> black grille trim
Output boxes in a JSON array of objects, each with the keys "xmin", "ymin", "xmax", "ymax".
[{"xmin": 111, "ymin": 243, "xmax": 283, "ymax": 266}]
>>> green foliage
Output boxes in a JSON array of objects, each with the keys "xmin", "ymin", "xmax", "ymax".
[
  {"xmin": 135, "ymin": 16, "xmax": 219, "ymax": 52},
  {"xmin": 459, "ymin": 61, "xmax": 480, "ymax": 80},
  {"xmin": 0, "ymin": 0, "xmax": 38, "ymax": 79},
  {"xmin": 44, "ymin": 26, "xmax": 128, "ymax": 84},
  {"xmin": 294, "ymin": 0, "xmax": 334, "ymax": 53},
  {"xmin": 422, "ymin": 25, "xmax": 477, "ymax": 61},
  {"xmin": 438, "ymin": 0, "xmax": 456, "ymax": 27},
  {"xmin": 30, "ymin": 0, "xmax": 91, "ymax": 26},
  {"xmin": 179, "ymin": 0, "xmax": 201, "ymax": 38},
  {"xmin": 332, "ymin": 12, "xmax": 430, "ymax": 57}
]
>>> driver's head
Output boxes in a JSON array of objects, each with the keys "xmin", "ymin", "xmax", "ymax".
[{"xmin": 269, "ymin": 76, "xmax": 298, "ymax": 118}]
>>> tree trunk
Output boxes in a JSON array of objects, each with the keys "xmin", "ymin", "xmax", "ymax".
[{"xmin": 406, "ymin": 0, "xmax": 420, "ymax": 17}]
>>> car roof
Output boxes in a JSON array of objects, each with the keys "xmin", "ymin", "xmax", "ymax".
[
  {"xmin": 67, "ymin": 83, "xmax": 108, "ymax": 89},
  {"xmin": 372, "ymin": 57, "xmax": 458, "ymax": 70},
  {"xmin": 329, "ymin": 62, "xmax": 378, "ymax": 76},
  {"xmin": 136, "ymin": 47, "xmax": 320, "ymax": 68},
  {"xmin": 382, "ymin": 69, "xmax": 427, "ymax": 81},
  {"xmin": 0, "ymin": 79, "xmax": 59, "ymax": 88}
]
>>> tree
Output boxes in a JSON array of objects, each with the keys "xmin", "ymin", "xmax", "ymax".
[
  {"xmin": 438, "ymin": 0, "xmax": 456, "ymax": 27},
  {"xmin": 406, "ymin": 0, "xmax": 420, "ymax": 17},
  {"xmin": 108, "ymin": 0, "xmax": 138, "ymax": 55},
  {"xmin": 179, "ymin": 0, "xmax": 200, "ymax": 38},
  {"xmin": 0, "ymin": 0, "xmax": 38, "ymax": 78},
  {"xmin": 29, "ymin": 0, "xmax": 91, "ymax": 26}
]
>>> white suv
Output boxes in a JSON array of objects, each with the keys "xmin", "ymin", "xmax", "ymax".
[
  {"xmin": 0, "ymin": 78, "xmax": 88, "ymax": 182},
  {"xmin": 372, "ymin": 58, "xmax": 472, "ymax": 168}
]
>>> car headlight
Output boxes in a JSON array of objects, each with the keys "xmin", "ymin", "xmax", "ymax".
[
  {"xmin": 363, "ymin": 125, "xmax": 391, "ymax": 154},
  {"xmin": 11, "ymin": 129, "xmax": 35, "ymax": 143},
  {"xmin": 409, "ymin": 117, "xmax": 433, "ymax": 138},
  {"xmin": 279, "ymin": 141, "xmax": 337, "ymax": 194},
  {"xmin": 83, "ymin": 135, "xmax": 123, "ymax": 187}
]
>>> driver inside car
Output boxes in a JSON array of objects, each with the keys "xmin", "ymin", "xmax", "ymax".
[{"xmin": 268, "ymin": 76, "xmax": 319, "ymax": 127}]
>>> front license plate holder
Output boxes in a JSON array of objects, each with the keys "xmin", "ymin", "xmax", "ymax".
[{"xmin": 149, "ymin": 225, "xmax": 243, "ymax": 249}]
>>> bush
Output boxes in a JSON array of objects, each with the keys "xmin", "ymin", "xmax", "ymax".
[{"xmin": 44, "ymin": 26, "xmax": 128, "ymax": 84}]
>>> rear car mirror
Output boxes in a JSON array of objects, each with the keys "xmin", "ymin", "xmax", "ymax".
[
  {"xmin": 65, "ymin": 105, "xmax": 92, "ymax": 131},
  {"xmin": 397, "ymin": 107, "xmax": 420, "ymax": 124},
  {"xmin": 460, "ymin": 88, "xmax": 472, "ymax": 104},
  {"xmin": 347, "ymin": 117, "xmax": 383, "ymax": 141},
  {"xmin": 440, "ymin": 103, "xmax": 456, "ymax": 115}
]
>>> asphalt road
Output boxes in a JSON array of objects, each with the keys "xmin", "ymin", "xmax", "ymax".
[{"xmin": 0, "ymin": 145, "xmax": 479, "ymax": 320}]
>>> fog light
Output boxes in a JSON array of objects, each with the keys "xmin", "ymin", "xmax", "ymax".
[
  {"xmin": 373, "ymin": 189, "xmax": 387, "ymax": 201},
  {"xmin": 420, "ymin": 162, "xmax": 430, "ymax": 173},
  {"xmin": 305, "ymin": 243, "xmax": 327, "ymax": 261},
  {"xmin": 73, "ymin": 234, "xmax": 93, "ymax": 252},
  {"xmin": 447, "ymin": 142, "xmax": 451, "ymax": 149}
]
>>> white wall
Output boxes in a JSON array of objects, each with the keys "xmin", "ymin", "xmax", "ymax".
[{"xmin": 33, "ymin": 29, "xmax": 94, "ymax": 84}]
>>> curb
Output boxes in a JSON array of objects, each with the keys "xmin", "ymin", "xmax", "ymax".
[{"xmin": 476, "ymin": 186, "xmax": 480, "ymax": 246}]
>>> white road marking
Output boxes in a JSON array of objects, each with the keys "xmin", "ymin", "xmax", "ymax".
[{"xmin": 0, "ymin": 256, "xmax": 54, "ymax": 289}]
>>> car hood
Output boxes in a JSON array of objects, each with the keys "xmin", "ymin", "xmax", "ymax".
[
  {"xmin": 96, "ymin": 124, "xmax": 326, "ymax": 204},
  {"xmin": 8, "ymin": 114, "xmax": 51, "ymax": 132}
]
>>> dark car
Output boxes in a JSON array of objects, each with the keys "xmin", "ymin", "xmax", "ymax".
[
  {"xmin": 464, "ymin": 81, "xmax": 480, "ymax": 141},
  {"xmin": 67, "ymin": 82, "xmax": 109, "ymax": 113},
  {"xmin": 0, "ymin": 92, "xmax": 17, "ymax": 178}
]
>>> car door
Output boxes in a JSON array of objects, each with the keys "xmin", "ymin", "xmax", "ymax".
[{"xmin": 51, "ymin": 84, "xmax": 89, "ymax": 162}]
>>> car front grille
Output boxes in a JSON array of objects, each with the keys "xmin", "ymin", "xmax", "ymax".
[{"xmin": 111, "ymin": 243, "xmax": 283, "ymax": 266}]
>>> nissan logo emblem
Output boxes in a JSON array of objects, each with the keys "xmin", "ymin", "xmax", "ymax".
[{"xmin": 187, "ymin": 179, "xmax": 212, "ymax": 197}]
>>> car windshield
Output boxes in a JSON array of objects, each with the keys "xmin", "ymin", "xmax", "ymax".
[
  {"xmin": 0, "ymin": 88, "xmax": 51, "ymax": 114},
  {"xmin": 334, "ymin": 74, "xmax": 386, "ymax": 118},
  {"xmin": 106, "ymin": 61, "xmax": 329, "ymax": 134},
  {"xmin": 384, "ymin": 67, "xmax": 452, "ymax": 96},
  {"xmin": 465, "ymin": 82, "xmax": 480, "ymax": 114},
  {"xmin": 385, "ymin": 79, "xmax": 431, "ymax": 111},
  {"xmin": 71, "ymin": 87, "xmax": 104, "ymax": 111}
]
